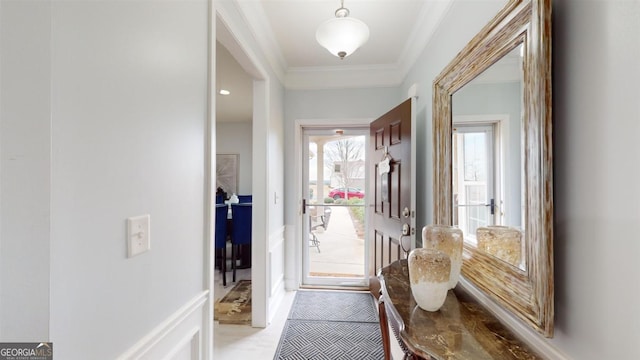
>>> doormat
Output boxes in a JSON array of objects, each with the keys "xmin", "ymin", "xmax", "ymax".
[
  {"xmin": 214, "ymin": 280, "xmax": 251, "ymax": 325},
  {"xmin": 274, "ymin": 290, "xmax": 383, "ymax": 359},
  {"xmin": 288, "ymin": 290, "xmax": 379, "ymax": 323},
  {"xmin": 274, "ymin": 320, "xmax": 384, "ymax": 360}
]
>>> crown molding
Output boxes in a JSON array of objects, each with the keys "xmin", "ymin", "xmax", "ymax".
[
  {"xmin": 283, "ymin": 0, "xmax": 454, "ymax": 90},
  {"xmin": 229, "ymin": 0, "xmax": 454, "ymax": 90},
  {"xmin": 285, "ymin": 64, "xmax": 404, "ymax": 90},
  {"xmin": 397, "ymin": 0, "xmax": 454, "ymax": 78},
  {"xmin": 233, "ymin": 0, "xmax": 287, "ymax": 84}
]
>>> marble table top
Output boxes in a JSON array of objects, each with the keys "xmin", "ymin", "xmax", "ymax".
[{"xmin": 379, "ymin": 260, "xmax": 542, "ymax": 360}]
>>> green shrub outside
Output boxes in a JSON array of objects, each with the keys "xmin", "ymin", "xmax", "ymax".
[
  {"xmin": 347, "ymin": 198, "xmax": 365, "ymax": 223},
  {"xmin": 324, "ymin": 197, "xmax": 334, "ymax": 204}
]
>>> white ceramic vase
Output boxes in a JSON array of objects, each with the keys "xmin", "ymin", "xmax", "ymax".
[
  {"xmin": 422, "ymin": 224, "xmax": 463, "ymax": 289},
  {"xmin": 408, "ymin": 248, "xmax": 451, "ymax": 312}
]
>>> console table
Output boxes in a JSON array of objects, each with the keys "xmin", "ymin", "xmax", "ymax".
[{"xmin": 377, "ymin": 260, "xmax": 542, "ymax": 360}]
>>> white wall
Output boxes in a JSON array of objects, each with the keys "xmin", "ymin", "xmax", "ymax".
[
  {"xmin": 402, "ymin": 0, "xmax": 640, "ymax": 359},
  {"xmin": 0, "ymin": 0, "xmax": 52, "ymax": 341},
  {"xmin": 49, "ymin": 2, "xmax": 208, "ymax": 357},
  {"xmin": 551, "ymin": 1, "xmax": 640, "ymax": 358},
  {"xmin": 1, "ymin": 1, "xmax": 211, "ymax": 358},
  {"xmin": 217, "ymin": 122, "xmax": 253, "ymax": 195},
  {"xmin": 401, "ymin": 0, "xmax": 507, "ymax": 241}
]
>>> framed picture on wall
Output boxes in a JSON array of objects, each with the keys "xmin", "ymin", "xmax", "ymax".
[{"xmin": 216, "ymin": 154, "xmax": 239, "ymax": 195}]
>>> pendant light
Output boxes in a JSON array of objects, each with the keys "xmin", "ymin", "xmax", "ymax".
[{"xmin": 315, "ymin": 0, "xmax": 370, "ymax": 60}]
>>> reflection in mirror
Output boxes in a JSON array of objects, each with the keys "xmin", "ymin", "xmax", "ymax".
[
  {"xmin": 451, "ymin": 44, "xmax": 526, "ymax": 270},
  {"xmin": 433, "ymin": 0, "xmax": 553, "ymax": 337}
]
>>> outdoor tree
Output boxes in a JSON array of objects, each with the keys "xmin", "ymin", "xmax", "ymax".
[{"xmin": 324, "ymin": 137, "xmax": 364, "ymax": 199}]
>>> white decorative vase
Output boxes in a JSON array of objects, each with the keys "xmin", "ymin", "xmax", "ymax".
[
  {"xmin": 408, "ymin": 248, "xmax": 451, "ymax": 312},
  {"xmin": 422, "ymin": 224, "xmax": 463, "ymax": 289},
  {"xmin": 476, "ymin": 226, "xmax": 522, "ymax": 267}
]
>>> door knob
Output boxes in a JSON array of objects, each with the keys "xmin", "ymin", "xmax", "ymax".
[{"xmin": 402, "ymin": 223, "xmax": 410, "ymax": 236}]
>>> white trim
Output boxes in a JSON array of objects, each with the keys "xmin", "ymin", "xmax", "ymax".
[
  {"xmin": 202, "ymin": 2, "xmax": 215, "ymax": 359},
  {"xmin": 285, "ymin": 64, "xmax": 403, "ymax": 90},
  {"xmin": 453, "ymin": 114, "xmax": 511, "ymax": 228},
  {"xmin": 216, "ymin": 2, "xmax": 272, "ymax": 329},
  {"xmin": 269, "ymin": 226, "xmax": 285, "ymax": 297},
  {"xmin": 284, "ymin": 225, "xmax": 298, "ymax": 291},
  {"xmin": 233, "ymin": 0, "xmax": 286, "ymax": 83},
  {"xmin": 116, "ymin": 291, "xmax": 208, "ymax": 360},
  {"xmin": 294, "ymin": 118, "xmax": 373, "ymax": 289},
  {"xmin": 251, "ymin": 79, "xmax": 270, "ymax": 328},
  {"xmin": 410, "ymin": 97, "xmax": 417, "ymax": 250},
  {"xmin": 160, "ymin": 327, "xmax": 201, "ymax": 360},
  {"xmin": 271, "ymin": 271, "xmax": 284, "ymax": 298},
  {"xmin": 397, "ymin": 0, "xmax": 454, "ymax": 79},
  {"xmin": 268, "ymin": 226, "xmax": 286, "ymax": 324},
  {"xmin": 232, "ymin": 0, "xmax": 453, "ymax": 90},
  {"xmin": 459, "ymin": 278, "xmax": 570, "ymax": 360}
]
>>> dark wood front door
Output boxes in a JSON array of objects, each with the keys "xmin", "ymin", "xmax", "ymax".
[{"xmin": 369, "ymin": 98, "xmax": 415, "ymax": 276}]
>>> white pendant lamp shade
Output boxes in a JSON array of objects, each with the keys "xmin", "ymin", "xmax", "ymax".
[{"xmin": 316, "ymin": 3, "xmax": 369, "ymax": 59}]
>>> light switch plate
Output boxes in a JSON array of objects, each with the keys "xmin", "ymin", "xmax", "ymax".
[{"xmin": 127, "ymin": 214, "xmax": 150, "ymax": 257}]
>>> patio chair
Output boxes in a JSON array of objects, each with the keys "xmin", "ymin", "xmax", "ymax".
[{"xmin": 309, "ymin": 206, "xmax": 332, "ymax": 253}]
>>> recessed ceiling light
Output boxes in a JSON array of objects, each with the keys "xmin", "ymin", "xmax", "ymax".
[{"xmin": 219, "ymin": 89, "xmax": 230, "ymax": 95}]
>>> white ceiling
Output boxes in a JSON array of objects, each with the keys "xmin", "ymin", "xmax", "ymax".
[
  {"xmin": 260, "ymin": 0, "xmax": 428, "ymax": 68},
  {"xmin": 216, "ymin": 41, "xmax": 253, "ymax": 123},
  {"xmin": 215, "ymin": 0, "xmax": 457, "ymax": 122}
]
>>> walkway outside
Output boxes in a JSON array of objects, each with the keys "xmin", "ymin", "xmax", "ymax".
[{"xmin": 309, "ymin": 205, "xmax": 365, "ymax": 278}]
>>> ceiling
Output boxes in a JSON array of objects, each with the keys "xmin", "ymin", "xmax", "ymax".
[
  {"xmin": 259, "ymin": 0, "xmax": 433, "ymax": 68},
  {"xmin": 216, "ymin": 41, "xmax": 254, "ymax": 123},
  {"xmin": 215, "ymin": 0, "xmax": 457, "ymax": 123}
]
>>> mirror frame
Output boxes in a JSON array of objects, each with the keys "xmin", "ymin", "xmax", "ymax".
[{"xmin": 433, "ymin": 0, "xmax": 553, "ymax": 337}]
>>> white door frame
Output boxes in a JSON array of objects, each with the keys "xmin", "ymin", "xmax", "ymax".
[
  {"xmin": 207, "ymin": 5, "xmax": 271, "ymax": 335},
  {"xmin": 293, "ymin": 118, "xmax": 372, "ymax": 289},
  {"xmin": 453, "ymin": 114, "xmax": 510, "ymax": 229},
  {"xmin": 300, "ymin": 127, "xmax": 370, "ymax": 288}
]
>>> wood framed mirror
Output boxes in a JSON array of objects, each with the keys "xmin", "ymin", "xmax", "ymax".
[{"xmin": 433, "ymin": 0, "xmax": 553, "ymax": 337}]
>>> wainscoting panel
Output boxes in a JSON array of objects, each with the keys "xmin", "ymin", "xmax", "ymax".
[
  {"xmin": 269, "ymin": 226, "xmax": 286, "ymax": 323},
  {"xmin": 284, "ymin": 225, "xmax": 298, "ymax": 291},
  {"xmin": 117, "ymin": 291, "xmax": 208, "ymax": 360}
]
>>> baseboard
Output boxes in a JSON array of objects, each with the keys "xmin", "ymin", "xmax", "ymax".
[
  {"xmin": 458, "ymin": 279, "xmax": 569, "ymax": 360},
  {"xmin": 116, "ymin": 291, "xmax": 208, "ymax": 360}
]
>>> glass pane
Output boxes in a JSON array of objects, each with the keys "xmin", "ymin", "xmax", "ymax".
[
  {"xmin": 463, "ymin": 133, "xmax": 487, "ymax": 182},
  {"xmin": 304, "ymin": 131, "xmax": 367, "ymax": 286},
  {"xmin": 453, "ymin": 129, "xmax": 492, "ymax": 245}
]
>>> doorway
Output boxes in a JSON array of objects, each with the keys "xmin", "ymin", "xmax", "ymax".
[
  {"xmin": 213, "ymin": 12, "xmax": 270, "ymax": 328},
  {"xmin": 301, "ymin": 127, "xmax": 369, "ymax": 288},
  {"xmin": 452, "ymin": 123, "xmax": 498, "ymax": 244}
]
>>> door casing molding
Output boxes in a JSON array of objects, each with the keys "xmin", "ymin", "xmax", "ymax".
[{"xmin": 292, "ymin": 118, "xmax": 372, "ymax": 289}]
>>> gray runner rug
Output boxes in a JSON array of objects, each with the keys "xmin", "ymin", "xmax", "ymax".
[{"xmin": 273, "ymin": 290, "xmax": 384, "ymax": 360}]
